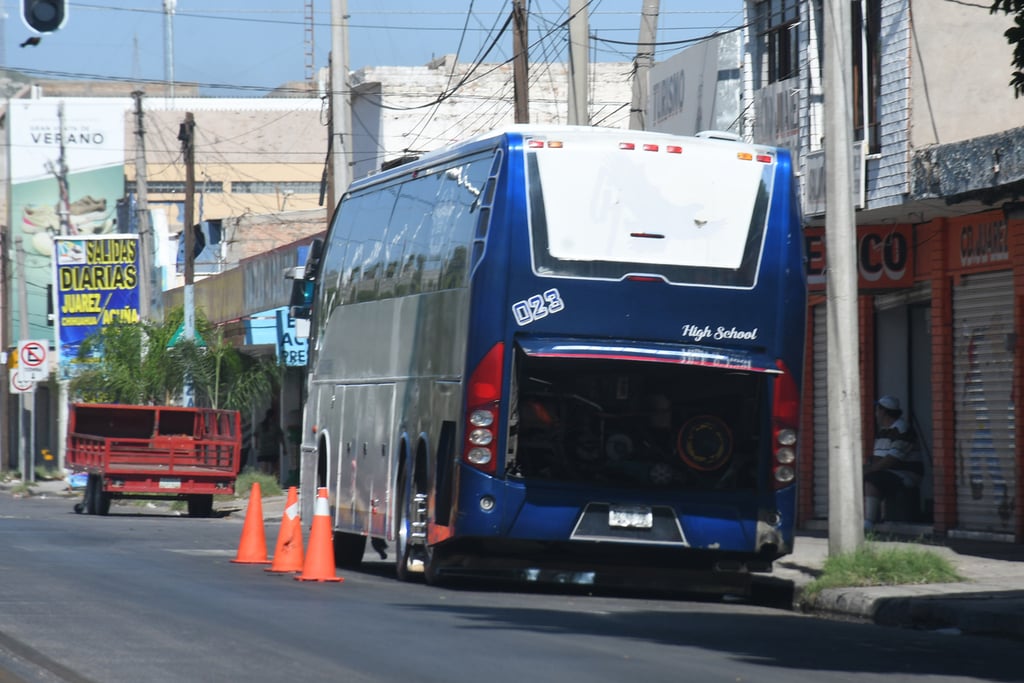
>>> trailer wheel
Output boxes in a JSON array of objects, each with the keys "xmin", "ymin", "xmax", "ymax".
[
  {"xmin": 84, "ymin": 474, "xmax": 98, "ymax": 515},
  {"xmin": 187, "ymin": 494, "xmax": 214, "ymax": 517},
  {"xmin": 95, "ymin": 489, "xmax": 111, "ymax": 516},
  {"xmin": 88, "ymin": 476, "xmax": 111, "ymax": 516}
]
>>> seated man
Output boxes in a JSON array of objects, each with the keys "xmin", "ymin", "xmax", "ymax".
[{"xmin": 864, "ymin": 395, "xmax": 922, "ymax": 529}]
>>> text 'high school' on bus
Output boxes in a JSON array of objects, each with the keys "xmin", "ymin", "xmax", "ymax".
[{"xmin": 288, "ymin": 125, "xmax": 807, "ymax": 588}]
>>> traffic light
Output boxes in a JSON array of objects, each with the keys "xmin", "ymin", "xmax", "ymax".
[{"xmin": 21, "ymin": 0, "xmax": 67, "ymax": 34}]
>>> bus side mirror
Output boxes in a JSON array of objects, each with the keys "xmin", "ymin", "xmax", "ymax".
[
  {"xmin": 286, "ymin": 267, "xmax": 314, "ymax": 320},
  {"xmin": 304, "ymin": 238, "xmax": 324, "ymax": 281}
]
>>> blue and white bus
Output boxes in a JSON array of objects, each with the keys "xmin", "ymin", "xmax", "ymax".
[{"xmin": 293, "ymin": 126, "xmax": 806, "ymax": 586}]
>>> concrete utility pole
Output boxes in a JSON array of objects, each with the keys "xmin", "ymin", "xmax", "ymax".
[
  {"xmin": 329, "ymin": 0, "xmax": 351, "ymax": 210},
  {"xmin": 132, "ymin": 91, "xmax": 153, "ymax": 319},
  {"xmin": 567, "ymin": 0, "xmax": 589, "ymax": 125},
  {"xmin": 823, "ymin": 0, "xmax": 864, "ymax": 555},
  {"xmin": 629, "ymin": 0, "xmax": 659, "ymax": 130},
  {"xmin": 164, "ymin": 0, "xmax": 176, "ymax": 100},
  {"xmin": 15, "ymin": 238, "xmax": 34, "ymax": 482},
  {"xmin": 512, "ymin": 0, "xmax": 529, "ymax": 124}
]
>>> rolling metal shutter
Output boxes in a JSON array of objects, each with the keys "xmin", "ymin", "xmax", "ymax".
[{"xmin": 952, "ymin": 271, "xmax": 1016, "ymax": 533}]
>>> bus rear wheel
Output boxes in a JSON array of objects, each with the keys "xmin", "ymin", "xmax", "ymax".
[{"xmin": 395, "ymin": 468, "xmax": 429, "ymax": 582}]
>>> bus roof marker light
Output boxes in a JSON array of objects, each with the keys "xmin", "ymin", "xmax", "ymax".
[
  {"xmin": 619, "ymin": 142, "xmax": 636, "ymax": 150},
  {"xmin": 643, "ymin": 144, "xmax": 659, "ymax": 152},
  {"xmin": 666, "ymin": 145, "xmax": 683, "ymax": 154},
  {"xmin": 548, "ymin": 141, "xmax": 563, "ymax": 149},
  {"xmin": 528, "ymin": 139, "xmax": 545, "ymax": 149},
  {"xmin": 757, "ymin": 154, "xmax": 774, "ymax": 163},
  {"xmin": 737, "ymin": 152, "xmax": 754, "ymax": 161}
]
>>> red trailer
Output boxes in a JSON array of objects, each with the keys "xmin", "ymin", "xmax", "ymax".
[{"xmin": 66, "ymin": 403, "xmax": 243, "ymax": 517}]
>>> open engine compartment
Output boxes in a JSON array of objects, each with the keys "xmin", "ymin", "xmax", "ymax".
[{"xmin": 506, "ymin": 349, "xmax": 769, "ymax": 492}]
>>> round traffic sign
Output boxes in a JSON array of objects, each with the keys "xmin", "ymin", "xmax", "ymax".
[{"xmin": 20, "ymin": 341, "xmax": 46, "ymax": 368}]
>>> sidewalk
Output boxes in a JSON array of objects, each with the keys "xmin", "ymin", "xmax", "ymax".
[
  {"xmin": 6, "ymin": 478, "xmax": 1024, "ymax": 641},
  {"xmin": 778, "ymin": 531, "xmax": 1024, "ymax": 641}
]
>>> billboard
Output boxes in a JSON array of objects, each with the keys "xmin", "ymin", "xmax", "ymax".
[
  {"xmin": 8, "ymin": 98, "xmax": 127, "ymax": 342},
  {"xmin": 54, "ymin": 235, "xmax": 141, "ymax": 378}
]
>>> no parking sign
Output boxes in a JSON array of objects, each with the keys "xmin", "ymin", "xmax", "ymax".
[{"xmin": 17, "ymin": 340, "xmax": 49, "ymax": 382}]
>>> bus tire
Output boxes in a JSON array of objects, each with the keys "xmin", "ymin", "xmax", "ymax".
[
  {"xmin": 187, "ymin": 494, "xmax": 214, "ymax": 518},
  {"xmin": 333, "ymin": 531, "xmax": 367, "ymax": 568},
  {"xmin": 395, "ymin": 465, "xmax": 427, "ymax": 582}
]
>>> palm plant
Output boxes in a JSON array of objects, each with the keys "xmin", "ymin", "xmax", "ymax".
[{"xmin": 70, "ymin": 306, "xmax": 280, "ymax": 411}]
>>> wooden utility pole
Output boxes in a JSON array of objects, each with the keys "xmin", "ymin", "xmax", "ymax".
[
  {"xmin": 629, "ymin": 0, "xmax": 659, "ymax": 130},
  {"xmin": 567, "ymin": 0, "xmax": 589, "ymax": 125},
  {"xmin": 824, "ymin": 0, "xmax": 864, "ymax": 555},
  {"xmin": 177, "ymin": 112, "xmax": 197, "ymax": 407},
  {"xmin": 512, "ymin": 0, "xmax": 529, "ymax": 123},
  {"xmin": 132, "ymin": 91, "xmax": 153, "ymax": 319}
]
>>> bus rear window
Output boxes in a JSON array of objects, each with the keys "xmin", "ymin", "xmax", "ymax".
[{"xmin": 526, "ymin": 137, "xmax": 773, "ymax": 288}]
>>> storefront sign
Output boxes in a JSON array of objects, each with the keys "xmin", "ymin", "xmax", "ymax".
[
  {"xmin": 947, "ymin": 211, "xmax": 1009, "ymax": 274},
  {"xmin": 805, "ymin": 224, "xmax": 914, "ymax": 291}
]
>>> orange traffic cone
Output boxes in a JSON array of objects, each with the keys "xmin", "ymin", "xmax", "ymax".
[
  {"xmin": 231, "ymin": 482, "xmax": 270, "ymax": 564},
  {"xmin": 295, "ymin": 487, "xmax": 343, "ymax": 582},
  {"xmin": 266, "ymin": 486, "xmax": 304, "ymax": 573}
]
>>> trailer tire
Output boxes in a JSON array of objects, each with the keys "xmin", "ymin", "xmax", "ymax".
[
  {"xmin": 95, "ymin": 490, "xmax": 111, "ymax": 516},
  {"xmin": 84, "ymin": 474, "xmax": 98, "ymax": 515},
  {"xmin": 89, "ymin": 476, "xmax": 110, "ymax": 516},
  {"xmin": 187, "ymin": 494, "xmax": 214, "ymax": 518}
]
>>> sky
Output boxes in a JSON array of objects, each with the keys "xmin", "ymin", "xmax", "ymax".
[{"xmin": 1, "ymin": 1, "xmax": 744, "ymax": 96}]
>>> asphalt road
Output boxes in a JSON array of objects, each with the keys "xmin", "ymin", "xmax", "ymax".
[{"xmin": 1, "ymin": 492, "xmax": 1021, "ymax": 683}]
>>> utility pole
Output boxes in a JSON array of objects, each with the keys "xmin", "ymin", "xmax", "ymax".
[
  {"xmin": 133, "ymin": 91, "xmax": 153, "ymax": 319},
  {"xmin": 824, "ymin": 0, "xmax": 864, "ymax": 555},
  {"xmin": 164, "ymin": 0, "xmax": 177, "ymax": 100},
  {"xmin": 45, "ymin": 103, "xmax": 72, "ymax": 236},
  {"xmin": 15, "ymin": 238, "xmax": 34, "ymax": 483},
  {"xmin": 629, "ymin": 0, "xmax": 659, "ymax": 130},
  {"xmin": 178, "ymin": 112, "xmax": 196, "ymax": 406},
  {"xmin": 329, "ymin": 0, "xmax": 351, "ymax": 211},
  {"xmin": 567, "ymin": 0, "xmax": 589, "ymax": 125},
  {"xmin": 512, "ymin": 0, "xmax": 529, "ymax": 124}
]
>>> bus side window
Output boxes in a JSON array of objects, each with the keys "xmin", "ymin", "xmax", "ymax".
[
  {"xmin": 439, "ymin": 157, "xmax": 491, "ymax": 289},
  {"xmin": 393, "ymin": 177, "xmax": 436, "ymax": 295},
  {"xmin": 340, "ymin": 189, "xmax": 396, "ymax": 304}
]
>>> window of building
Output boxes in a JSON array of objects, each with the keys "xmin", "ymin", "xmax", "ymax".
[
  {"xmin": 231, "ymin": 181, "xmax": 321, "ymax": 194},
  {"xmin": 125, "ymin": 180, "xmax": 223, "ymax": 194},
  {"xmin": 852, "ymin": 0, "xmax": 881, "ymax": 153},
  {"xmin": 759, "ymin": 0, "xmax": 800, "ymax": 85}
]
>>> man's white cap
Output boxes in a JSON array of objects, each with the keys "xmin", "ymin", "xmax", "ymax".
[{"xmin": 877, "ymin": 395, "xmax": 900, "ymax": 411}]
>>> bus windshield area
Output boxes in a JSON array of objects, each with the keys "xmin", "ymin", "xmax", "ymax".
[{"xmin": 526, "ymin": 136, "xmax": 774, "ymax": 287}]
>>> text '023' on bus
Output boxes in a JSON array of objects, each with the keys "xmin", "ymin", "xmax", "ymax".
[{"xmin": 289, "ymin": 126, "xmax": 807, "ymax": 588}]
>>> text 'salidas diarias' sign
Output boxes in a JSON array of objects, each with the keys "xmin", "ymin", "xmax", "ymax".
[{"xmin": 54, "ymin": 235, "xmax": 141, "ymax": 378}]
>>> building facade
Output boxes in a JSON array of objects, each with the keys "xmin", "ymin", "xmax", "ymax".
[{"xmin": 745, "ymin": 0, "xmax": 1024, "ymax": 540}]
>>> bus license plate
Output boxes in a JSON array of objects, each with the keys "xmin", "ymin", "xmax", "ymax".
[
  {"xmin": 159, "ymin": 478, "xmax": 181, "ymax": 489},
  {"xmin": 608, "ymin": 505, "xmax": 653, "ymax": 529}
]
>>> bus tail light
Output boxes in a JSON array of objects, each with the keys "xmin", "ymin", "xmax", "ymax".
[
  {"xmin": 463, "ymin": 342, "xmax": 504, "ymax": 475},
  {"xmin": 771, "ymin": 359, "xmax": 799, "ymax": 489}
]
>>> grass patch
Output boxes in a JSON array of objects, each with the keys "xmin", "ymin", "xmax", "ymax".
[
  {"xmin": 802, "ymin": 541, "xmax": 964, "ymax": 600},
  {"xmin": 228, "ymin": 469, "xmax": 283, "ymax": 499}
]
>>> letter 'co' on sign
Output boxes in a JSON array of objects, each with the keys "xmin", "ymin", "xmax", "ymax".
[{"xmin": 17, "ymin": 339, "xmax": 49, "ymax": 382}]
